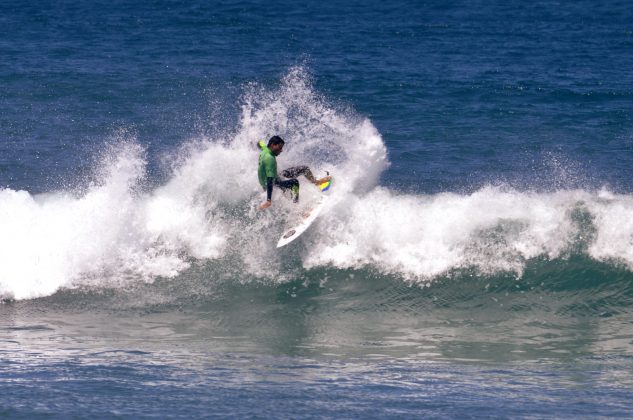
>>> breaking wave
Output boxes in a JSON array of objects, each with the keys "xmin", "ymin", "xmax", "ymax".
[{"xmin": 2, "ymin": 68, "xmax": 633, "ymax": 300}]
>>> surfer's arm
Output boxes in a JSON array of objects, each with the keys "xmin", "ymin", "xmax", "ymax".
[
  {"xmin": 259, "ymin": 177, "xmax": 274, "ymax": 210},
  {"xmin": 266, "ymin": 177, "xmax": 273, "ymax": 201}
]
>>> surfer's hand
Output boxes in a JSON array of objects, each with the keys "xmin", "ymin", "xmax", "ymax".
[{"xmin": 259, "ymin": 200, "xmax": 272, "ymax": 210}]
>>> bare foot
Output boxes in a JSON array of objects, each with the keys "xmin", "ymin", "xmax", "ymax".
[{"xmin": 314, "ymin": 175, "xmax": 331, "ymax": 185}]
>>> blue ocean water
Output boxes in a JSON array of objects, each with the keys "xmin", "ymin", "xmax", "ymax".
[{"xmin": 2, "ymin": 0, "xmax": 633, "ymax": 417}]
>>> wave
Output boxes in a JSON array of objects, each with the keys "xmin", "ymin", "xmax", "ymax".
[{"xmin": 2, "ymin": 68, "xmax": 633, "ymax": 301}]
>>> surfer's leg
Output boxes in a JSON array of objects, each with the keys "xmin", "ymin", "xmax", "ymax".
[
  {"xmin": 282, "ymin": 166, "xmax": 330, "ymax": 185},
  {"xmin": 282, "ymin": 166, "xmax": 313, "ymax": 180},
  {"xmin": 275, "ymin": 178, "xmax": 300, "ymax": 203}
]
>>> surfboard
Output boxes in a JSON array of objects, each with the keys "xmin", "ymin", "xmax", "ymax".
[{"xmin": 276, "ymin": 177, "xmax": 332, "ymax": 248}]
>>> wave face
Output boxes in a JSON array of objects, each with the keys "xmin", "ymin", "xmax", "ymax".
[{"xmin": 2, "ymin": 68, "xmax": 633, "ymax": 301}]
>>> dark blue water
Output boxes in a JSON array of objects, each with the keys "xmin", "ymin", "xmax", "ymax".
[{"xmin": 2, "ymin": 0, "xmax": 633, "ymax": 417}]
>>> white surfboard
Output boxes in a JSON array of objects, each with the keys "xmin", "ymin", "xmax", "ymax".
[{"xmin": 276, "ymin": 177, "xmax": 332, "ymax": 248}]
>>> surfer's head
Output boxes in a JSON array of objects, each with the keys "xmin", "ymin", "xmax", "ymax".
[{"xmin": 268, "ymin": 136, "xmax": 285, "ymax": 156}]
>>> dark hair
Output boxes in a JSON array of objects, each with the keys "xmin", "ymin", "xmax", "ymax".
[{"xmin": 268, "ymin": 136, "xmax": 285, "ymax": 147}]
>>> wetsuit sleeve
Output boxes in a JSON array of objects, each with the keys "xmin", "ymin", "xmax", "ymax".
[{"xmin": 266, "ymin": 177, "xmax": 274, "ymax": 200}]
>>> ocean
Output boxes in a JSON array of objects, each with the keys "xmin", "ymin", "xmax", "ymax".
[{"xmin": 2, "ymin": 0, "xmax": 633, "ymax": 417}]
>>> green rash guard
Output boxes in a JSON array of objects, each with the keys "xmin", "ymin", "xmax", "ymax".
[{"xmin": 258, "ymin": 142, "xmax": 277, "ymax": 190}]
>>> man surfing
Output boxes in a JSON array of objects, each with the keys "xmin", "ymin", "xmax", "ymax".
[{"xmin": 257, "ymin": 135, "xmax": 331, "ymax": 210}]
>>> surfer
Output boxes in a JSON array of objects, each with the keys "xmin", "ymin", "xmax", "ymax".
[{"xmin": 257, "ymin": 136, "xmax": 330, "ymax": 210}]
